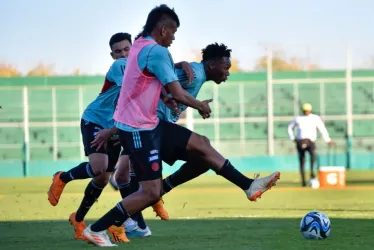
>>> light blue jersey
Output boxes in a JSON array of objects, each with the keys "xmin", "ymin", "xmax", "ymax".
[
  {"xmin": 157, "ymin": 62, "xmax": 206, "ymax": 123},
  {"xmin": 82, "ymin": 58, "xmax": 127, "ymax": 128},
  {"xmin": 115, "ymin": 36, "xmax": 178, "ymax": 132}
]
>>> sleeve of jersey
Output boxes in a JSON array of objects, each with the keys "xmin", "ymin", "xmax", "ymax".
[
  {"xmin": 147, "ymin": 46, "xmax": 179, "ymax": 86},
  {"xmin": 287, "ymin": 119, "xmax": 296, "ymax": 141},
  {"xmin": 106, "ymin": 59, "xmax": 127, "ymax": 86}
]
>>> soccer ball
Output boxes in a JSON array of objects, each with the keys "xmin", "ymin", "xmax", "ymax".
[
  {"xmin": 300, "ymin": 211, "xmax": 331, "ymax": 239},
  {"xmin": 309, "ymin": 179, "xmax": 320, "ymax": 189}
]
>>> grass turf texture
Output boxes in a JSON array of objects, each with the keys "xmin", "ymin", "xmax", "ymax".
[{"xmin": 0, "ymin": 171, "xmax": 373, "ymax": 249}]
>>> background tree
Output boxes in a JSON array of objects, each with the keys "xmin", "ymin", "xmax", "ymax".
[
  {"xmin": 26, "ymin": 63, "xmax": 55, "ymax": 76},
  {"xmin": 72, "ymin": 68, "xmax": 80, "ymax": 76},
  {"xmin": 0, "ymin": 63, "xmax": 21, "ymax": 77},
  {"xmin": 255, "ymin": 50, "xmax": 319, "ymax": 71}
]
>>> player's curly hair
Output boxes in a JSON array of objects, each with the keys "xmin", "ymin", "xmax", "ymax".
[
  {"xmin": 138, "ymin": 4, "xmax": 180, "ymax": 38},
  {"xmin": 109, "ymin": 33, "xmax": 132, "ymax": 49},
  {"xmin": 201, "ymin": 43, "xmax": 232, "ymax": 62}
]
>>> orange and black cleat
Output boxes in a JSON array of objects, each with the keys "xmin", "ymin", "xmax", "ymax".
[{"xmin": 47, "ymin": 171, "xmax": 66, "ymax": 206}]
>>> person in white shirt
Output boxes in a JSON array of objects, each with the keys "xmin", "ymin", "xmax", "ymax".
[{"xmin": 288, "ymin": 103, "xmax": 335, "ymax": 187}]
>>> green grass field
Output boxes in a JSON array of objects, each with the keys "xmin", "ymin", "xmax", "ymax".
[{"xmin": 1, "ymin": 171, "xmax": 374, "ymax": 250}]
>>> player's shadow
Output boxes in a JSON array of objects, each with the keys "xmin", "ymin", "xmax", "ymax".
[{"xmin": 0, "ymin": 218, "xmax": 373, "ymax": 250}]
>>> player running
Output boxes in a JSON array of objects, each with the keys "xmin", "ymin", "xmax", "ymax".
[
  {"xmin": 83, "ymin": 4, "xmax": 280, "ymax": 247},
  {"xmin": 46, "ymin": 32, "xmax": 172, "ymax": 242},
  {"xmin": 107, "ymin": 42, "xmax": 235, "ymax": 213},
  {"xmin": 100, "ymin": 42, "xmax": 230, "ymax": 238},
  {"xmin": 47, "ymin": 32, "xmax": 193, "ymax": 242}
]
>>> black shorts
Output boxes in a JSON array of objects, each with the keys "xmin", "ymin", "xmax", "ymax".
[
  {"xmin": 119, "ymin": 119, "xmax": 192, "ymax": 182},
  {"xmin": 80, "ymin": 119, "xmax": 121, "ymax": 172},
  {"xmin": 160, "ymin": 120, "xmax": 192, "ymax": 166}
]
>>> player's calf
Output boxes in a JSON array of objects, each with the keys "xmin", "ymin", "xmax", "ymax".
[
  {"xmin": 186, "ymin": 132, "xmax": 281, "ymax": 201},
  {"xmin": 115, "ymin": 171, "xmax": 155, "ymax": 229},
  {"xmin": 75, "ymin": 179, "xmax": 106, "ymax": 222},
  {"xmin": 162, "ymin": 162, "xmax": 209, "ymax": 195},
  {"xmin": 109, "ymin": 167, "xmax": 119, "ymax": 190},
  {"xmin": 48, "ymin": 155, "xmax": 108, "ymax": 206},
  {"xmin": 62, "ymin": 154, "xmax": 108, "ymax": 183}
]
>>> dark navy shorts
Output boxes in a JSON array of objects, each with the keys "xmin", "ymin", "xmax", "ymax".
[
  {"xmin": 119, "ymin": 119, "xmax": 192, "ymax": 182},
  {"xmin": 80, "ymin": 119, "xmax": 121, "ymax": 172}
]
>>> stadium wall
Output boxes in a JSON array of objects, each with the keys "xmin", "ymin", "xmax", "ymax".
[
  {"xmin": 0, "ymin": 153, "xmax": 373, "ymax": 178},
  {"xmin": 1, "ymin": 69, "xmax": 374, "ymax": 177}
]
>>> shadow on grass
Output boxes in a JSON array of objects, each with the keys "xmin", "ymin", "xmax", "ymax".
[
  {"xmin": 346, "ymin": 179, "xmax": 374, "ymax": 186},
  {"xmin": 0, "ymin": 218, "xmax": 372, "ymax": 250},
  {"xmin": 275, "ymin": 179, "xmax": 374, "ymax": 187}
]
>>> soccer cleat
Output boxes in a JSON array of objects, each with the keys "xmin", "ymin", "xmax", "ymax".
[
  {"xmin": 246, "ymin": 171, "xmax": 281, "ymax": 202},
  {"xmin": 83, "ymin": 225, "xmax": 118, "ymax": 247},
  {"xmin": 109, "ymin": 168, "xmax": 119, "ymax": 191},
  {"xmin": 47, "ymin": 171, "xmax": 66, "ymax": 206},
  {"xmin": 152, "ymin": 199, "xmax": 169, "ymax": 220},
  {"xmin": 107, "ymin": 225, "xmax": 130, "ymax": 243},
  {"xmin": 126, "ymin": 226, "xmax": 152, "ymax": 238},
  {"xmin": 124, "ymin": 217, "xmax": 138, "ymax": 233},
  {"xmin": 69, "ymin": 212, "xmax": 87, "ymax": 240}
]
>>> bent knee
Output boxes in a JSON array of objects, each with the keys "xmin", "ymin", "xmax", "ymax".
[
  {"xmin": 141, "ymin": 186, "xmax": 161, "ymax": 204},
  {"xmin": 115, "ymin": 171, "xmax": 130, "ymax": 184},
  {"xmin": 115, "ymin": 157, "xmax": 131, "ymax": 184},
  {"xmin": 91, "ymin": 166, "xmax": 106, "ymax": 177},
  {"xmin": 187, "ymin": 133, "xmax": 212, "ymax": 154},
  {"xmin": 93, "ymin": 172, "xmax": 110, "ymax": 186},
  {"xmin": 89, "ymin": 153, "xmax": 109, "ymax": 176}
]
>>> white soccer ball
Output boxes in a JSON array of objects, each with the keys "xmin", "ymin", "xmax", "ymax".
[
  {"xmin": 309, "ymin": 179, "xmax": 320, "ymax": 189},
  {"xmin": 300, "ymin": 211, "xmax": 331, "ymax": 240}
]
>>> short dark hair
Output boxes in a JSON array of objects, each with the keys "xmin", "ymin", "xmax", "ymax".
[
  {"xmin": 201, "ymin": 43, "xmax": 232, "ymax": 62},
  {"xmin": 109, "ymin": 33, "xmax": 132, "ymax": 49},
  {"xmin": 139, "ymin": 4, "xmax": 180, "ymax": 38}
]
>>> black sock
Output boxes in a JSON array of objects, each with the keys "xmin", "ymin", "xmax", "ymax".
[
  {"xmin": 216, "ymin": 160, "xmax": 253, "ymax": 190},
  {"xmin": 135, "ymin": 212, "xmax": 147, "ymax": 230},
  {"xmin": 91, "ymin": 202, "xmax": 129, "ymax": 232},
  {"xmin": 60, "ymin": 162, "xmax": 95, "ymax": 183},
  {"xmin": 162, "ymin": 163, "xmax": 209, "ymax": 196},
  {"xmin": 162, "ymin": 177, "xmax": 174, "ymax": 195},
  {"xmin": 75, "ymin": 180, "xmax": 104, "ymax": 222},
  {"xmin": 118, "ymin": 182, "xmax": 131, "ymax": 198},
  {"xmin": 118, "ymin": 175, "xmax": 147, "ymax": 230}
]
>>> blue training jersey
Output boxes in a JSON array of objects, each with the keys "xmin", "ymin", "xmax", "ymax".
[
  {"xmin": 82, "ymin": 58, "xmax": 127, "ymax": 128},
  {"xmin": 156, "ymin": 62, "xmax": 207, "ymax": 123}
]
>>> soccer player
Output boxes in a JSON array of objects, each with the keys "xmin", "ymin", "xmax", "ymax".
[
  {"xmin": 108, "ymin": 42, "xmax": 234, "ymax": 209},
  {"xmin": 83, "ymin": 4, "xmax": 280, "ymax": 247},
  {"xmin": 102, "ymin": 43, "xmax": 230, "ymax": 238},
  {"xmin": 46, "ymin": 33, "xmax": 169, "ymax": 242}
]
